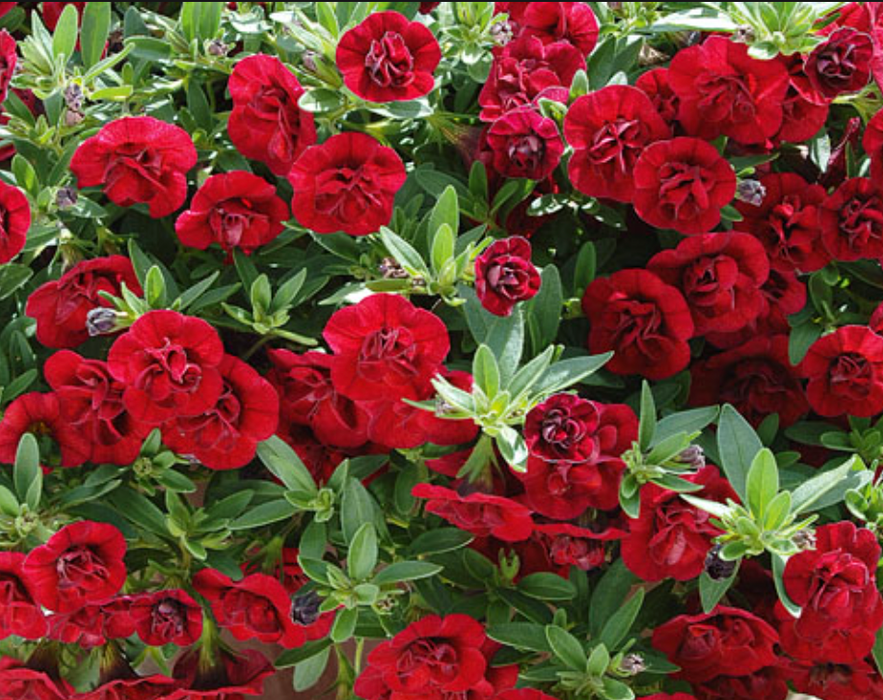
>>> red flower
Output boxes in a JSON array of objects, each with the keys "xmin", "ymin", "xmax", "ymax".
[
  {"xmin": 0, "ymin": 180, "xmax": 28, "ymax": 266},
  {"xmin": 478, "ymin": 36, "xmax": 584, "ymax": 122},
  {"xmin": 48, "ymin": 598, "xmax": 134, "ymax": 649},
  {"xmin": 366, "ymin": 614, "xmax": 488, "ymax": 695},
  {"xmin": 474, "ymin": 236, "xmax": 541, "ymax": 316},
  {"xmin": 780, "ymin": 521, "xmax": 883, "ymax": 663},
  {"xmin": 582, "ymin": 269, "xmax": 694, "ymax": 380},
  {"xmin": 497, "ymin": 691, "xmax": 563, "ymax": 700},
  {"xmin": 42, "ymin": 3, "xmax": 86, "ymax": 30},
  {"xmin": 412, "ymin": 483, "xmax": 534, "ymax": 541},
  {"xmin": 635, "ymin": 68, "xmax": 680, "ymax": 126},
  {"xmin": 44, "ymin": 351, "xmax": 148, "ymax": 465},
  {"xmin": 621, "ymin": 465, "xmax": 737, "ymax": 582},
  {"xmin": 0, "ymin": 30, "xmax": 16, "ymax": 105},
  {"xmin": 733, "ymin": 172, "xmax": 827, "ymax": 273},
  {"xmin": 800, "ymin": 325, "xmax": 883, "ymax": 417},
  {"xmin": 800, "ymin": 27, "xmax": 873, "ymax": 103},
  {"xmin": 776, "ymin": 54, "xmax": 830, "ymax": 143},
  {"xmin": 70, "ymin": 116, "xmax": 196, "ymax": 218},
  {"xmin": 22, "ymin": 521, "xmax": 127, "ymax": 613},
  {"xmin": 227, "ymin": 54, "xmax": 317, "ymax": 176},
  {"xmin": 642, "ymin": 696, "xmax": 697, "ymax": 700},
  {"xmin": 532, "ymin": 522, "xmax": 626, "ymax": 573},
  {"xmin": 129, "ymin": 589, "xmax": 203, "ymax": 647},
  {"xmin": 565, "ymin": 85, "xmax": 670, "ymax": 202},
  {"xmin": 0, "ymin": 552, "xmax": 48, "ymax": 641},
  {"xmin": 74, "ymin": 676, "xmax": 179, "ymax": 700},
  {"xmin": 175, "ymin": 171, "xmax": 289, "ymax": 256},
  {"xmin": 0, "ymin": 392, "xmax": 91, "ymax": 467},
  {"xmin": 266, "ymin": 349, "xmax": 369, "ymax": 449},
  {"xmin": 668, "ymin": 36, "xmax": 789, "ymax": 145},
  {"xmin": 323, "ymin": 293, "xmax": 449, "ymax": 401},
  {"xmin": 289, "ymin": 132, "xmax": 406, "ymax": 236},
  {"xmin": 863, "ymin": 108, "xmax": 883, "ymax": 183},
  {"xmin": 633, "ymin": 137, "xmax": 736, "ymax": 235},
  {"xmin": 507, "ymin": 2, "xmax": 599, "ymax": 55},
  {"xmin": 170, "ymin": 647, "xmax": 273, "ymax": 700},
  {"xmin": 692, "ymin": 667, "xmax": 789, "ymax": 700},
  {"xmin": 0, "ymin": 661, "xmax": 73, "ymax": 700},
  {"xmin": 162, "ymin": 354, "xmax": 279, "ymax": 470},
  {"xmin": 689, "ymin": 336, "xmax": 808, "ymax": 428},
  {"xmin": 486, "ymin": 108, "xmax": 564, "ymax": 180},
  {"xmin": 192, "ymin": 568, "xmax": 306, "ymax": 648},
  {"xmin": 107, "ymin": 310, "xmax": 225, "ymax": 425},
  {"xmin": 652, "ymin": 607, "xmax": 780, "ymax": 683},
  {"xmin": 524, "ymin": 393, "xmax": 603, "ymax": 463},
  {"xmin": 336, "ymin": 11, "xmax": 441, "ymax": 102},
  {"xmin": 25, "ymin": 255, "xmax": 141, "ymax": 350},
  {"xmin": 819, "ymin": 177, "xmax": 883, "ymax": 262},
  {"xmin": 519, "ymin": 402, "xmax": 637, "ymax": 515},
  {"xmin": 786, "ymin": 657, "xmax": 883, "ymax": 700},
  {"xmin": 648, "ymin": 232, "xmax": 769, "ymax": 335}
]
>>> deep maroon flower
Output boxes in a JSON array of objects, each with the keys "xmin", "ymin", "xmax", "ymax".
[
  {"xmin": 734, "ymin": 172, "xmax": 827, "ymax": 273},
  {"xmin": 336, "ymin": 11, "xmax": 441, "ymax": 102},
  {"xmin": 474, "ymin": 236, "xmax": 541, "ymax": 316},
  {"xmin": 227, "ymin": 54, "xmax": 317, "ymax": 176},
  {"xmin": 0, "ymin": 30, "xmax": 16, "ymax": 105},
  {"xmin": 162, "ymin": 354, "xmax": 279, "ymax": 470},
  {"xmin": 48, "ymin": 597, "xmax": 134, "ymax": 649},
  {"xmin": 0, "ymin": 552, "xmax": 47, "ymax": 641},
  {"xmin": 819, "ymin": 177, "xmax": 883, "ymax": 262},
  {"xmin": 800, "ymin": 27, "xmax": 873, "ymax": 103},
  {"xmin": 70, "ymin": 116, "xmax": 196, "ymax": 218},
  {"xmin": 22, "ymin": 521, "xmax": 127, "ymax": 613},
  {"xmin": 479, "ymin": 36, "xmax": 585, "ymax": 121},
  {"xmin": 786, "ymin": 657, "xmax": 883, "ymax": 700},
  {"xmin": 633, "ymin": 137, "xmax": 737, "ymax": 234},
  {"xmin": 289, "ymin": 132, "xmax": 406, "ymax": 236},
  {"xmin": 565, "ymin": 85, "xmax": 670, "ymax": 202},
  {"xmin": 193, "ymin": 568, "xmax": 305, "ymax": 648},
  {"xmin": 0, "ymin": 392, "xmax": 91, "ymax": 467},
  {"xmin": 532, "ymin": 522, "xmax": 626, "ymax": 573},
  {"xmin": 693, "ymin": 667, "xmax": 789, "ymax": 700},
  {"xmin": 412, "ymin": 483, "xmax": 534, "ymax": 541},
  {"xmin": 0, "ymin": 661, "xmax": 73, "ymax": 700},
  {"xmin": 129, "ymin": 589, "xmax": 203, "ymax": 647},
  {"xmin": 170, "ymin": 647, "xmax": 274, "ymax": 700},
  {"xmin": 621, "ymin": 465, "xmax": 738, "ymax": 582},
  {"xmin": 582, "ymin": 269, "xmax": 694, "ymax": 380},
  {"xmin": 690, "ymin": 336, "xmax": 808, "ymax": 428},
  {"xmin": 776, "ymin": 54, "xmax": 830, "ymax": 143},
  {"xmin": 486, "ymin": 108, "xmax": 564, "ymax": 180},
  {"xmin": 648, "ymin": 232, "xmax": 769, "ymax": 335},
  {"xmin": 635, "ymin": 68, "xmax": 680, "ymax": 126},
  {"xmin": 780, "ymin": 521, "xmax": 883, "ymax": 663},
  {"xmin": 652, "ymin": 607, "xmax": 780, "ymax": 683},
  {"xmin": 25, "ymin": 255, "xmax": 141, "ymax": 349},
  {"xmin": 863, "ymin": 108, "xmax": 883, "ymax": 182},
  {"xmin": 44, "ymin": 351, "xmax": 148, "ymax": 465},
  {"xmin": 366, "ymin": 614, "xmax": 488, "ymax": 695},
  {"xmin": 175, "ymin": 171, "xmax": 289, "ymax": 255},
  {"xmin": 800, "ymin": 325, "xmax": 883, "ymax": 417},
  {"xmin": 266, "ymin": 349, "xmax": 370, "ymax": 449},
  {"xmin": 518, "ymin": 402, "xmax": 637, "ymax": 515},
  {"xmin": 323, "ymin": 293, "xmax": 449, "ymax": 401},
  {"xmin": 524, "ymin": 393, "xmax": 602, "ymax": 463},
  {"xmin": 668, "ymin": 36, "xmax": 789, "ymax": 145},
  {"xmin": 507, "ymin": 2, "xmax": 599, "ymax": 55},
  {"xmin": 0, "ymin": 181, "xmax": 29, "ymax": 265},
  {"xmin": 107, "ymin": 310, "xmax": 225, "ymax": 425},
  {"xmin": 74, "ymin": 675, "xmax": 179, "ymax": 700},
  {"xmin": 419, "ymin": 2, "xmax": 440, "ymax": 13}
]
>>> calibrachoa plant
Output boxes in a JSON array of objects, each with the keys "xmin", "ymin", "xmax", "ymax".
[{"xmin": 4, "ymin": 2, "xmax": 883, "ymax": 700}]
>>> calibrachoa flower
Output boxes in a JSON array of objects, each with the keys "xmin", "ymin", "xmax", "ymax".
[
  {"xmin": 128, "ymin": 589, "xmax": 203, "ymax": 647},
  {"xmin": 289, "ymin": 131, "xmax": 407, "ymax": 236},
  {"xmin": 565, "ymin": 85, "xmax": 670, "ymax": 202},
  {"xmin": 507, "ymin": 1, "xmax": 599, "ymax": 55},
  {"xmin": 227, "ymin": 53, "xmax": 317, "ymax": 176},
  {"xmin": 0, "ymin": 552, "xmax": 47, "ymax": 641},
  {"xmin": 819, "ymin": 177, "xmax": 883, "ymax": 262},
  {"xmin": 175, "ymin": 171, "xmax": 290, "ymax": 256},
  {"xmin": 25, "ymin": 255, "xmax": 141, "ymax": 349},
  {"xmin": 0, "ymin": 391, "xmax": 91, "ymax": 467},
  {"xmin": 474, "ymin": 236, "xmax": 541, "ymax": 316},
  {"xmin": 800, "ymin": 27, "xmax": 873, "ymax": 103},
  {"xmin": 48, "ymin": 597, "xmax": 134, "ymax": 648},
  {"xmin": 486, "ymin": 107, "xmax": 564, "ymax": 180},
  {"xmin": 22, "ymin": 521, "xmax": 127, "ymax": 613},
  {"xmin": 0, "ymin": 30, "xmax": 16, "ymax": 104},
  {"xmin": 336, "ymin": 10, "xmax": 441, "ymax": 102},
  {"xmin": 0, "ymin": 661, "xmax": 73, "ymax": 700},
  {"xmin": 776, "ymin": 54, "xmax": 831, "ymax": 143},
  {"xmin": 70, "ymin": 116, "xmax": 197, "ymax": 218},
  {"xmin": 412, "ymin": 483, "xmax": 535, "ymax": 541},
  {"xmin": 170, "ymin": 647, "xmax": 274, "ymax": 700},
  {"xmin": 0, "ymin": 181, "xmax": 30, "ymax": 265}
]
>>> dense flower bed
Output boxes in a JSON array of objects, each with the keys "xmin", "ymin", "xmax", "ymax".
[{"xmin": 0, "ymin": 2, "xmax": 882, "ymax": 699}]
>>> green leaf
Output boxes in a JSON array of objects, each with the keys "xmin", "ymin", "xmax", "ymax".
[
  {"xmin": 373, "ymin": 561, "xmax": 443, "ymax": 585},
  {"xmin": 789, "ymin": 321, "xmax": 822, "ymax": 365},
  {"xmin": 495, "ymin": 425, "xmax": 528, "ymax": 471},
  {"xmin": 472, "ymin": 344, "xmax": 500, "ymax": 398},
  {"xmin": 524, "ymin": 266, "xmax": 562, "ymax": 354},
  {"xmin": 275, "ymin": 638, "xmax": 332, "ymax": 668},
  {"xmin": 764, "ymin": 490, "xmax": 792, "ymax": 531},
  {"xmin": 745, "ymin": 448, "xmax": 779, "ymax": 519},
  {"xmin": 790, "ymin": 454, "xmax": 865, "ymax": 514},
  {"xmin": 534, "ymin": 353, "xmax": 612, "ymax": 396},
  {"xmin": 181, "ymin": 1, "xmax": 222, "ymax": 42},
  {"xmin": 228, "ymin": 499, "xmax": 297, "ymax": 530},
  {"xmin": 51, "ymin": 3, "xmax": 79, "ymax": 62},
  {"xmin": 379, "ymin": 227, "xmax": 430, "ymax": 277},
  {"xmin": 298, "ymin": 88, "xmax": 346, "ymax": 114},
  {"xmin": 0, "ymin": 485, "xmax": 19, "ymax": 516},
  {"xmin": 589, "ymin": 559, "xmax": 638, "ymax": 637},
  {"xmin": 341, "ymin": 477, "xmax": 379, "ymax": 543},
  {"xmin": 256, "ymin": 436, "xmax": 318, "ymax": 497},
  {"xmin": 599, "ymin": 588, "xmax": 644, "ymax": 649},
  {"xmin": 293, "ymin": 645, "xmax": 331, "ymax": 692},
  {"xmin": 347, "ymin": 523, "xmax": 377, "ymax": 581},
  {"xmin": 144, "ymin": 266, "xmax": 167, "ymax": 308},
  {"xmin": 108, "ymin": 489, "xmax": 168, "ymax": 536},
  {"xmin": 573, "ymin": 241, "xmax": 596, "ymax": 294},
  {"xmin": 716, "ymin": 404, "xmax": 763, "ymax": 501},
  {"xmin": 699, "ymin": 562, "xmax": 740, "ymax": 614},
  {"xmin": 602, "ymin": 677, "xmax": 635, "ymax": 700},
  {"xmin": 653, "ymin": 406, "xmax": 719, "ymax": 446},
  {"xmin": 430, "ymin": 185, "xmax": 460, "ymax": 237},
  {"xmin": 873, "ymin": 626, "xmax": 883, "ymax": 677},
  {"xmin": 331, "ymin": 606, "xmax": 357, "ymax": 643},
  {"xmin": 545, "ymin": 626, "xmax": 586, "ymax": 671},
  {"xmin": 430, "ymin": 223, "xmax": 456, "ymax": 276},
  {"xmin": 80, "ymin": 2, "xmax": 111, "ymax": 69},
  {"xmin": 407, "ymin": 528, "xmax": 473, "ymax": 556},
  {"xmin": 772, "ymin": 552, "xmax": 801, "ymax": 616},
  {"xmin": 517, "ymin": 573, "xmax": 577, "ymax": 601},
  {"xmin": 175, "ymin": 271, "xmax": 220, "ymax": 311},
  {"xmin": 638, "ymin": 381, "xmax": 657, "ymax": 450},
  {"xmin": 486, "ymin": 622, "xmax": 550, "ymax": 652},
  {"xmin": 0, "ymin": 265, "xmax": 33, "ymax": 298},
  {"xmin": 13, "ymin": 433, "xmax": 41, "ymax": 509}
]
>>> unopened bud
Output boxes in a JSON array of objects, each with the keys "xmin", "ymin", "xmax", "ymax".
[
  {"xmin": 736, "ymin": 179, "xmax": 767, "ymax": 207},
  {"xmin": 64, "ymin": 84, "xmax": 83, "ymax": 111},
  {"xmin": 379, "ymin": 257, "xmax": 408, "ymax": 279},
  {"xmin": 86, "ymin": 307, "xmax": 125, "ymax": 336},
  {"xmin": 704, "ymin": 544, "xmax": 737, "ymax": 580},
  {"xmin": 55, "ymin": 186, "xmax": 78, "ymax": 209},
  {"xmin": 733, "ymin": 26, "xmax": 756, "ymax": 43},
  {"xmin": 619, "ymin": 653, "xmax": 646, "ymax": 675},
  {"xmin": 489, "ymin": 20, "xmax": 514, "ymax": 46},
  {"xmin": 207, "ymin": 39, "xmax": 229, "ymax": 57},
  {"xmin": 291, "ymin": 590, "xmax": 322, "ymax": 626},
  {"xmin": 302, "ymin": 50, "xmax": 318, "ymax": 73},
  {"xmin": 64, "ymin": 109, "xmax": 84, "ymax": 127},
  {"xmin": 677, "ymin": 445, "xmax": 706, "ymax": 470},
  {"xmin": 793, "ymin": 529, "xmax": 816, "ymax": 550}
]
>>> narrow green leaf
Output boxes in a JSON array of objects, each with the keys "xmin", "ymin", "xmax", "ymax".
[
  {"xmin": 347, "ymin": 523, "xmax": 377, "ymax": 581},
  {"xmin": 745, "ymin": 448, "xmax": 779, "ymax": 519},
  {"xmin": 772, "ymin": 553, "xmax": 801, "ymax": 616},
  {"xmin": 699, "ymin": 562, "xmax": 740, "ymax": 614},
  {"xmin": 790, "ymin": 454, "xmax": 864, "ymax": 514},
  {"xmin": 13, "ymin": 433, "xmax": 40, "ymax": 509},
  {"xmin": 80, "ymin": 2, "xmax": 111, "ymax": 69},
  {"xmin": 472, "ymin": 344, "xmax": 500, "ymax": 398},
  {"xmin": 51, "ymin": 4, "xmax": 79, "ymax": 62},
  {"xmin": 517, "ymin": 573, "xmax": 577, "ymax": 601},
  {"xmin": 256, "ymin": 436, "xmax": 318, "ymax": 496},
  {"xmin": 545, "ymin": 626, "xmax": 586, "ymax": 671},
  {"xmin": 639, "ymin": 381, "xmax": 657, "ymax": 450},
  {"xmin": 228, "ymin": 499, "xmax": 298, "ymax": 530},
  {"xmin": 373, "ymin": 561, "xmax": 443, "ymax": 585},
  {"xmin": 716, "ymin": 404, "xmax": 763, "ymax": 501},
  {"xmin": 293, "ymin": 645, "xmax": 331, "ymax": 692},
  {"xmin": 275, "ymin": 638, "xmax": 332, "ymax": 668},
  {"xmin": 599, "ymin": 588, "xmax": 644, "ymax": 649}
]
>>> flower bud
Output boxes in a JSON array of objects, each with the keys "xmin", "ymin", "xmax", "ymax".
[{"xmin": 704, "ymin": 544, "xmax": 737, "ymax": 580}]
